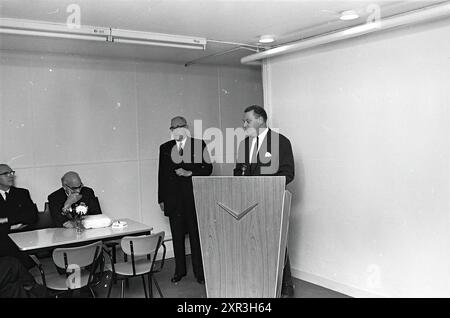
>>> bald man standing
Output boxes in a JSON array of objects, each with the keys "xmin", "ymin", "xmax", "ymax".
[
  {"xmin": 48, "ymin": 171, "xmax": 102, "ymax": 228},
  {"xmin": 158, "ymin": 116, "xmax": 212, "ymax": 284}
]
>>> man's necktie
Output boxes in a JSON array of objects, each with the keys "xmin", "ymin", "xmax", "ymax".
[
  {"xmin": 179, "ymin": 147, "xmax": 183, "ymax": 156},
  {"xmin": 250, "ymin": 136, "xmax": 259, "ymax": 173},
  {"xmin": 4, "ymin": 191, "xmax": 9, "ymax": 202}
]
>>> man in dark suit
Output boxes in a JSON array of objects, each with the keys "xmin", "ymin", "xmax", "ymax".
[
  {"xmin": 233, "ymin": 105, "xmax": 295, "ymax": 297},
  {"xmin": 0, "ymin": 164, "xmax": 38, "ymax": 269},
  {"xmin": 0, "ymin": 256, "xmax": 47, "ymax": 298},
  {"xmin": 158, "ymin": 116, "xmax": 213, "ymax": 284},
  {"xmin": 48, "ymin": 171, "xmax": 102, "ymax": 228}
]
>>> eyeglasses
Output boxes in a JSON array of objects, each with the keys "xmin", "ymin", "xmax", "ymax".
[
  {"xmin": 64, "ymin": 183, "xmax": 83, "ymax": 191},
  {"xmin": 0, "ymin": 171, "xmax": 15, "ymax": 177},
  {"xmin": 169, "ymin": 124, "xmax": 187, "ymax": 131}
]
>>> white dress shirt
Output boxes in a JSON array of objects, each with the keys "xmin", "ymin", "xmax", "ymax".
[
  {"xmin": 0, "ymin": 188, "xmax": 10, "ymax": 201},
  {"xmin": 249, "ymin": 127, "xmax": 269, "ymax": 163},
  {"xmin": 176, "ymin": 138, "xmax": 187, "ymax": 151}
]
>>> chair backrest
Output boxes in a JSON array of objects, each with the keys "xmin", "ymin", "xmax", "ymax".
[
  {"xmin": 53, "ymin": 241, "xmax": 103, "ymax": 269},
  {"xmin": 32, "ymin": 202, "xmax": 55, "ymax": 230},
  {"xmin": 121, "ymin": 231, "xmax": 165, "ymax": 257},
  {"xmin": 94, "ymin": 196, "xmax": 103, "ymax": 215}
]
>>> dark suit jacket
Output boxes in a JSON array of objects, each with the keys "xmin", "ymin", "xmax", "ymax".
[
  {"xmin": 0, "ymin": 187, "xmax": 38, "ymax": 257},
  {"xmin": 158, "ymin": 138, "xmax": 213, "ymax": 217},
  {"xmin": 233, "ymin": 129, "xmax": 295, "ymax": 185},
  {"xmin": 48, "ymin": 186, "xmax": 102, "ymax": 227}
]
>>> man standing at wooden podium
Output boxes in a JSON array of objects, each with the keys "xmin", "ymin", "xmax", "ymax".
[
  {"xmin": 233, "ymin": 105, "xmax": 295, "ymax": 297},
  {"xmin": 158, "ymin": 116, "xmax": 212, "ymax": 285}
]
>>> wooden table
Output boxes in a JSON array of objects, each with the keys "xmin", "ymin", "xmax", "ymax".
[{"xmin": 8, "ymin": 218, "xmax": 153, "ymax": 254}]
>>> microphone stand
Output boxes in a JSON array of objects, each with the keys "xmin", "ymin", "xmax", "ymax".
[{"xmin": 241, "ymin": 164, "xmax": 248, "ymax": 176}]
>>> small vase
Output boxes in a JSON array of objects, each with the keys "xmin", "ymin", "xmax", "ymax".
[{"xmin": 74, "ymin": 218, "xmax": 84, "ymax": 234}]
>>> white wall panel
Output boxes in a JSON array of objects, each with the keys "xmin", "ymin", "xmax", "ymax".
[
  {"xmin": 0, "ymin": 50, "xmax": 262, "ymax": 248},
  {"xmin": 139, "ymin": 158, "xmax": 170, "ymax": 233},
  {"xmin": 218, "ymin": 66, "xmax": 263, "ymax": 176},
  {"xmin": 136, "ymin": 63, "xmax": 220, "ymax": 161},
  {"xmin": 29, "ymin": 55, "xmax": 138, "ymax": 166},
  {"xmin": 0, "ymin": 54, "xmax": 34, "ymax": 166},
  {"xmin": 266, "ymin": 20, "xmax": 450, "ymax": 297}
]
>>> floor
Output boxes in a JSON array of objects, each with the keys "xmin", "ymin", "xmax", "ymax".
[{"xmin": 32, "ymin": 254, "xmax": 350, "ymax": 298}]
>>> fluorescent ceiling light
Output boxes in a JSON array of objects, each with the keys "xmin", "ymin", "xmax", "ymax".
[
  {"xmin": 259, "ymin": 35, "xmax": 275, "ymax": 43},
  {"xmin": 0, "ymin": 18, "xmax": 109, "ymax": 42},
  {"xmin": 113, "ymin": 38, "xmax": 204, "ymax": 50},
  {"xmin": 340, "ymin": 10, "xmax": 360, "ymax": 21},
  {"xmin": 0, "ymin": 18, "xmax": 207, "ymax": 50},
  {"xmin": 111, "ymin": 29, "xmax": 206, "ymax": 50},
  {"xmin": 0, "ymin": 28, "xmax": 108, "ymax": 42}
]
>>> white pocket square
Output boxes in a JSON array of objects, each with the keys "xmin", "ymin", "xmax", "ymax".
[{"xmin": 265, "ymin": 152, "xmax": 272, "ymax": 158}]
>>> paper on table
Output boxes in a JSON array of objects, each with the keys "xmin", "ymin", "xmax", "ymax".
[{"xmin": 82, "ymin": 215, "xmax": 112, "ymax": 229}]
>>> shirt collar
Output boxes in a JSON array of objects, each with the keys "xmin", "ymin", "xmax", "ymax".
[
  {"xmin": 258, "ymin": 127, "xmax": 269, "ymax": 141},
  {"xmin": 253, "ymin": 127, "xmax": 269, "ymax": 144},
  {"xmin": 176, "ymin": 137, "xmax": 187, "ymax": 149},
  {"xmin": 0, "ymin": 188, "xmax": 10, "ymax": 200}
]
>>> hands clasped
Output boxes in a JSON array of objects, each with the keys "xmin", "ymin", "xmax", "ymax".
[
  {"xmin": 63, "ymin": 221, "xmax": 74, "ymax": 228},
  {"xmin": 175, "ymin": 168, "xmax": 192, "ymax": 177}
]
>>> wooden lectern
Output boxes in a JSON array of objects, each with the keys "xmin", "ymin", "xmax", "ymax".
[{"xmin": 192, "ymin": 176, "xmax": 292, "ymax": 298}]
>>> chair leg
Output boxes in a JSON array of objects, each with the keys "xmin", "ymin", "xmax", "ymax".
[
  {"xmin": 121, "ymin": 280, "xmax": 125, "ymax": 298},
  {"xmin": 123, "ymin": 254, "xmax": 129, "ymax": 288},
  {"xmin": 112, "ymin": 245, "xmax": 117, "ymax": 264},
  {"xmin": 142, "ymin": 276, "xmax": 148, "ymax": 298},
  {"xmin": 107, "ymin": 273, "xmax": 114, "ymax": 298},
  {"xmin": 112, "ymin": 247, "xmax": 117, "ymax": 284},
  {"xmin": 147, "ymin": 273, "xmax": 153, "ymax": 298},
  {"xmin": 153, "ymin": 277, "xmax": 163, "ymax": 298},
  {"xmin": 89, "ymin": 286, "xmax": 96, "ymax": 298}
]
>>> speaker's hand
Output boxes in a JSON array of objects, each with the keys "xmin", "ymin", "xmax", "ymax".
[{"xmin": 175, "ymin": 168, "xmax": 193, "ymax": 177}]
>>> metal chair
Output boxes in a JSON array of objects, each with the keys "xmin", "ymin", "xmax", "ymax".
[
  {"xmin": 31, "ymin": 202, "xmax": 55, "ymax": 230},
  {"xmin": 105, "ymin": 231, "xmax": 166, "ymax": 298},
  {"xmin": 32, "ymin": 241, "xmax": 103, "ymax": 297},
  {"xmin": 91, "ymin": 196, "xmax": 119, "ymax": 262}
]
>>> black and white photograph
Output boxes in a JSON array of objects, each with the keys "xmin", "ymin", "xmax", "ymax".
[{"xmin": 0, "ymin": 0, "xmax": 449, "ymax": 302}]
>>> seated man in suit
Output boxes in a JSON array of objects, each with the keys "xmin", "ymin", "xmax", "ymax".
[
  {"xmin": 0, "ymin": 164, "xmax": 38, "ymax": 269},
  {"xmin": 48, "ymin": 171, "xmax": 102, "ymax": 228},
  {"xmin": 233, "ymin": 105, "xmax": 295, "ymax": 298},
  {"xmin": 0, "ymin": 256, "xmax": 47, "ymax": 298}
]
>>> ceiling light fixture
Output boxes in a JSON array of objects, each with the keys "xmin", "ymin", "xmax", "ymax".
[
  {"xmin": 0, "ymin": 18, "xmax": 207, "ymax": 50},
  {"xmin": 340, "ymin": 10, "xmax": 360, "ymax": 21},
  {"xmin": 242, "ymin": 1, "xmax": 450, "ymax": 64},
  {"xmin": 0, "ymin": 18, "xmax": 109, "ymax": 42},
  {"xmin": 111, "ymin": 29, "xmax": 206, "ymax": 50},
  {"xmin": 259, "ymin": 35, "xmax": 275, "ymax": 44}
]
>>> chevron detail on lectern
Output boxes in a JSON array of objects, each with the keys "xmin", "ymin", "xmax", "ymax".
[{"xmin": 217, "ymin": 202, "xmax": 258, "ymax": 220}]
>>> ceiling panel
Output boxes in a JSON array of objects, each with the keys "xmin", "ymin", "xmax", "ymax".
[{"xmin": 0, "ymin": 0, "xmax": 444, "ymax": 66}]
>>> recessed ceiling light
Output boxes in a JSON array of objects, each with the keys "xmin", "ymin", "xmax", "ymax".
[
  {"xmin": 259, "ymin": 35, "xmax": 275, "ymax": 43},
  {"xmin": 340, "ymin": 10, "xmax": 359, "ymax": 21}
]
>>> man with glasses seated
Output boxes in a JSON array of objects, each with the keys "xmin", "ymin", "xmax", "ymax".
[
  {"xmin": 48, "ymin": 171, "xmax": 102, "ymax": 228},
  {"xmin": 0, "ymin": 164, "xmax": 38, "ymax": 269}
]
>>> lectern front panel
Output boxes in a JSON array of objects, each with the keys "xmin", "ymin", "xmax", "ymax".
[{"xmin": 193, "ymin": 176, "xmax": 289, "ymax": 298}]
